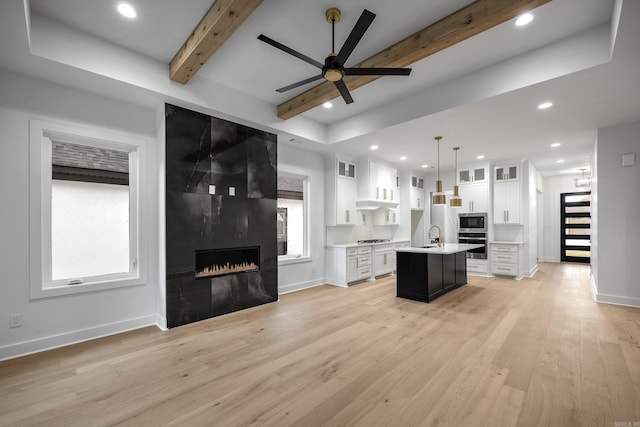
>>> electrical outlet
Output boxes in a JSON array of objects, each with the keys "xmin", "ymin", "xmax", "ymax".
[{"xmin": 9, "ymin": 314, "xmax": 22, "ymax": 328}]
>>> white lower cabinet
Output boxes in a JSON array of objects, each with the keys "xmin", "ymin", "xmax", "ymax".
[
  {"xmin": 490, "ymin": 243, "xmax": 519, "ymax": 277},
  {"xmin": 326, "ymin": 241, "xmax": 409, "ymax": 286},
  {"xmin": 327, "ymin": 245, "xmax": 372, "ymax": 286},
  {"xmin": 467, "ymin": 258, "xmax": 489, "ymax": 275},
  {"xmin": 374, "ymin": 244, "xmax": 394, "ymax": 277}
]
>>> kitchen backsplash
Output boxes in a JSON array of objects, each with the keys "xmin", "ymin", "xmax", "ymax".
[{"xmin": 326, "ymin": 212, "xmax": 397, "ymax": 244}]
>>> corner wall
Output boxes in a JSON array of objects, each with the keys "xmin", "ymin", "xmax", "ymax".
[
  {"xmin": 593, "ymin": 120, "xmax": 640, "ymax": 307},
  {"xmin": 0, "ymin": 70, "xmax": 161, "ymax": 360},
  {"xmin": 277, "ymin": 144, "xmax": 326, "ymax": 294}
]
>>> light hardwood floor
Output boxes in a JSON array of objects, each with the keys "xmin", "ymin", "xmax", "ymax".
[{"xmin": 1, "ymin": 262, "xmax": 639, "ymax": 426}]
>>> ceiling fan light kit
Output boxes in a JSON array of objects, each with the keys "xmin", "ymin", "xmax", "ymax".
[{"xmin": 257, "ymin": 7, "xmax": 411, "ymax": 106}]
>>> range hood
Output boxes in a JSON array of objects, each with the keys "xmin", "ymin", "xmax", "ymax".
[{"xmin": 355, "ymin": 200, "xmax": 399, "ymax": 210}]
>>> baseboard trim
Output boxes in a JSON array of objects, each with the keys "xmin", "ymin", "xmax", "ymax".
[
  {"xmin": 155, "ymin": 314, "xmax": 168, "ymax": 331},
  {"xmin": 593, "ymin": 292, "xmax": 640, "ymax": 308},
  {"xmin": 0, "ymin": 315, "xmax": 160, "ymax": 361},
  {"xmin": 279, "ymin": 278, "xmax": 327, "ymax": 295}
]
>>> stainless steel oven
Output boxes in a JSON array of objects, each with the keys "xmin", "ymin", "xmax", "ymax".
[
  {"xmin": 458, "ymin": 232, "xmax": 487, "ymax": 259},
  {"xmin": 459, "ymin": 212, "xmax": 488, "ymax": 232}
]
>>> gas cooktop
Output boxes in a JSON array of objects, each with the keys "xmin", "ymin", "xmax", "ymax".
[{"xmin": 357, "ymin": 239, "xmax": 390, "ymax": 244}]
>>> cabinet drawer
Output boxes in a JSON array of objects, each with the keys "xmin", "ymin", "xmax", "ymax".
[
  {"xmin": 491, "ymin": 244, "xmax": 518, "ymax": 252},
  {"xmin": 467, "ymin": 262, "xmax": 488, "ymax": 273},
  {"xmin": 358, "ymin": 256, "xmax": 372, "ymax": 267},
  {"xmin": 346, "ymin": 247, "xmax": 358, "ymax": 256},
  {"xmin": 491, "ymin": 262, "xmax": 518, "ymax": 276},
  {"xmin": 358, "ymin": 267, "xmax": 372, "ymax": 279},
  {"xmin": 357, "ymin": 246, "xmax": 372, "ymax": 255},
  {"xmin": 491, "ymin": 252, "xmax": 517, "ymax": 264},
  {"xmin": 375, "ymin": 244, "xmax": 393, "ymax": 252}
]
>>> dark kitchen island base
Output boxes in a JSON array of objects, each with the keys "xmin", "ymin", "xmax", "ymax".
[{"xmin": 396, "ymin": 250, "xmax": 468, "ymax": 303}]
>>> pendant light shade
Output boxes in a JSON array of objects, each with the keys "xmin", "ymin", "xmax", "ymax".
[
  {"xmin": 450, "ymin": 146, "xmax": 462, "ymax": 208},
  {"xmin": 432, "ymin": 136, "xmax": 446, "ymax": 205}
]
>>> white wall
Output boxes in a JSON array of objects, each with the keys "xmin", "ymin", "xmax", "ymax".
[
  {"xmin": 593, "ymin": 120, "xmax": 640, "ymax": 307},
  {"xmin": 541, "ymin": 173, "xmax": 591, "ymax": 262},
  {"xmin": 0, "ymin": 70, "xmax": 161, "ymax": 360},
  {"xmin": 277, "ymin": 144, "xmax": 326, "ymax": 294}
]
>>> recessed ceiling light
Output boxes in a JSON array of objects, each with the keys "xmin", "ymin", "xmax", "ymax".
[
  {"xmin": 476, "ymin": 155, "xmax": 485, "ymax": 160},
  {"xmin": 557, "ymin": 159, "xmax": 565, "ymax": 163},
  {"xmin": 515, "ymin": 13, "xmax": 534, "ymax": 26},
  {"xmin": 370, "ymin": 145, "xmax": 379, "ymax": 150},
  {"xmin": 421, "ymin": 164, "xmax": 428, "ymax": 168},
  {"xmin": 538, "ymin": 101, "xmax": 553, "ymax": 109},
  {"xmin": 323, "ymin": 102, "xmax": 333, "ymax": 109},
  {"xmin": 117, "ymin": 3, "xmax": 137, "ymax": 19},
  {"xmin": 400, "ymin": 156, "xmax": 407, "ymax": 160},
  {"xmin": 550, "ymin": 142, "xmax": 561, "ymax": 148}
]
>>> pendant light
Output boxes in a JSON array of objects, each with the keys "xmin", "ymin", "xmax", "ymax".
[
  {"xmin": 450, "ymin": 146, "xmax": 462, "ymax": 208},
  {"xmin": 432, "ymin": 136, "xmax": 446, "ymax": 205},
  {"xmin": 574, "ymin": 168, "xmax": 590, "ymax": 187}
]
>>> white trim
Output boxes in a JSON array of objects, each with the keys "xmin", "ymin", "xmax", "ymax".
[
  {"xmin": 279, "ymin": 278, "xmax": 327, "ymax": 294},
  {"xmin": 155, "ymin": 315, "xmax": 168, "ymax": 331},
  {"xmin": 278, "ymin": 255, "xmax": 313, "ymax": 266},
  {"xmin": 29, "ymin": 118, "xmax": 150, "ymax": 299},
  {"xmin": 593, "ymin": 292, "xmax": 640, "ymax": 308},
  {"xmin": 0, "ymin": 315, "xmax": 160, "ymax": 361}
]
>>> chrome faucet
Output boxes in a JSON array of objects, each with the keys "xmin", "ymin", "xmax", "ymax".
[{"xmin": 428, "ymin": 225, "xmax": 443, "ymax": 247}]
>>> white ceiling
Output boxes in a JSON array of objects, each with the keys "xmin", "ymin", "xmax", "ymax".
[{"xmin": 15, "ymin": 0, "xmax": 640, "ymax": 174}]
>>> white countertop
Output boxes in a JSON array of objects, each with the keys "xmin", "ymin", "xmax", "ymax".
[
  {"xmin": 326, "ymin": 240, "xmax": 410, "ymax": 249},
  {"xmin": 396, "ymin": 243, "xmax": 484, "ymax": 254}
]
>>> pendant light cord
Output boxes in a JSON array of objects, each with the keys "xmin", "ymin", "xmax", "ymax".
[{"xmin": 436, "ymin": 138, "xmax": 440, "ymax": 181}]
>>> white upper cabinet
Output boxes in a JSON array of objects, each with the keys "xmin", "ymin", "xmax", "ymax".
[
  {"xmin": 337, "ymin": 159, "xmax": 356, "ymax": 179},
  {"xmin": 459, "ymin": 166, "xmax": 487, "ymax": 184},
  {"xmin": 494, "ymin": 164, "xmax": 518, "ymax": 182},
  {"xmin": 325, "ymin": 155, "xmax": 361, "ymax": 226},
  {"xmin": 356, "ymin": 158, "xmax": 399, "ymax": 208},
  {"xmin": 458, "ymin": 182, "xmax": 489, "ymax": 214},
  {"xmin": 493, "ymin": 164, "xmax": 521, "ymax": 224}
]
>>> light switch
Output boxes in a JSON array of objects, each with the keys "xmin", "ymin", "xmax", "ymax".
[
  {"xmin": 208, "ymin": 185, "xmax": 216, "ymax": 195},
  {"xmin": 229, "ymin": 186, "xmax": 236, "ymax": 196},
  {"xmin": 622, "ymin": 153, "xmax": 636, "ymax": 167}
]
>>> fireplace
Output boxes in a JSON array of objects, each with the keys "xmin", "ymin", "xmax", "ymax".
[{"xmin": 195, "ymin": 246, "xmax": 260, "ymax": 279}]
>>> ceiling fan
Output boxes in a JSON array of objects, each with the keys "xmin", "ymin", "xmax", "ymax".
[{"xmin": 257, "ymin": 8, "xmax": 412, "ymax": 105}]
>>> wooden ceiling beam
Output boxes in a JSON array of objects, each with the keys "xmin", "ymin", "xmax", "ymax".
[
  {"xmin": 277, "ymin": 0, "xmax": 552, "ymax": 120},
  {"xmin": 170, "ymin": 0, "xmax": 263, "ymax": 84}
]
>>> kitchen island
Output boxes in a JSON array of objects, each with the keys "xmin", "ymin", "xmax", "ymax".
[{"xmin": 396, "ymin": 244, "xmax": 484, "ymax": 303}]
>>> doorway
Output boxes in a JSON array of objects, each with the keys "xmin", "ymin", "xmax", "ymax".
[{"xmin": 560, "ymin": 191, "xmax": 591, "ymax": 263}]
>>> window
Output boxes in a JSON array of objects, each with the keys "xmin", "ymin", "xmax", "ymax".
[
  {"xmin": 29, "ymin": 119, "xmax": 147, "ymax": 299},
  {"xmin": 277, "ymin": 173, "xmax": 309, "ymax": 262}
]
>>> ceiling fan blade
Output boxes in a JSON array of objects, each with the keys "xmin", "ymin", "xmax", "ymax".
[
  {"xmin": 334, "ymin": 9, "xmax": 376, "ymax": 67},
  {"xmin": 276, "ymin": 75, "xmax": 324, "ymax": 93},
  {"xmin": 257, "ymin": 34, "xmax": 323, "ymax": 69},
  {"xmin": 334, "ymin": 80, "xmax": 354, "ymax": 104},
  {"xmin": 344, "ymin": 67, "xmax": 412, "ymax": 76}
]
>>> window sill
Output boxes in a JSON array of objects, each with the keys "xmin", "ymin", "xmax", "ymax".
[
  {"xmin": 278, "ymin": 255, "xmax": 312, "ymax": 266},
  {"xmin": 30, "ymin": 275, "xmax": 146, "ymax": 300}
]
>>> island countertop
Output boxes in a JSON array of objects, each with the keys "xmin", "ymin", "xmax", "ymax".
[{"xmin": 396, "ymin": 243, "xmax": 484, "ymax": 255}]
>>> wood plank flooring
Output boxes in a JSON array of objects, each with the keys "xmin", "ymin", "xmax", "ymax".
[{"xmin": 1, "ymin": 262, "xmax": 639, "ymax": 426}]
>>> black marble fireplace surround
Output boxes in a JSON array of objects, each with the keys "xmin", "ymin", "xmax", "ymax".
[{"xmin": 165, "ymin": 104, "xmax": 278, "ymax": 328}]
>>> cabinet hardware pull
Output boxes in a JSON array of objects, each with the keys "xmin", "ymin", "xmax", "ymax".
[
  {"xmin": 376, "ymin": 187, "xmax": 380, "ymax": 199},
  {"xmin": 346, "ymin": 210, "xmax": 350, "ymax": 223}
]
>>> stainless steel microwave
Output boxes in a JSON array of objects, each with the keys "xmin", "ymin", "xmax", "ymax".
[{"xmin": 459, "ymin": 212, "xmax": 488, "ymax": 232}]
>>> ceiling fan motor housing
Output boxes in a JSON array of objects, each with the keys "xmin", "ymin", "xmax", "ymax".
[{"xmin": 323, "ymin": 55, "xmax": 344, "ymax": 81}]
